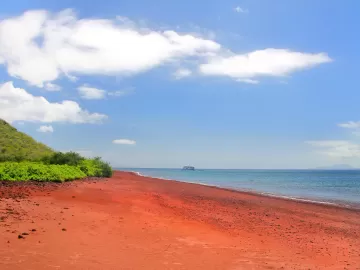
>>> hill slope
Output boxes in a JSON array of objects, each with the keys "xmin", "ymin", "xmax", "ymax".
[{"xmin": 0, "ymin": 119, "xmax": 54, "ymax": 161}]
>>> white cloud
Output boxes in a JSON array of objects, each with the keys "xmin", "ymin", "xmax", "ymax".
[
  {"xmin": 45, "ymin": 82, "xmax": 61, "ymax": 91},
  {"xmin": 306, "ymin": 140, "xmax": 360, "ymax": 158},
  {"xmin": 37, "ymin": 125, "xmax": 54, "ymax": 133},
  {"xmin": 0, "ymin": 10, "xmax": 331, "ymax": 86},
  {"xmin": 338, "ymin": 121, "xmax": 360, "ymax": 129},
  {"xmin": 0, "ymin": 81, "xmax": 107, "ymax": 124},
  {"xmin": 234, "ymin": 6, "xmax": 248, "ymax": 13},
  {"xmin": 66, "ymin": 74, "xmax": 78, "ymax": 82},
  {"xmin": 173, "ymin": 68, "xmax": 192, "ymax": 79},
  {"xmin": 0, "ymin": 9, "xmax": 220, "ymax": 86},
  {"xmin": 338, "ymin": 121, "xmax": 360, "ymax": 136},
  {"xmin": 307, "ymin": 140, "xmax": 349, "ymax": 148},
  {"xmin": 78, "ymin": 86, "xmax": 106, "ymax": 100},
  {"xmin": 108, "ymin": 91, "xmax": 125, "ymax": 97},
  {"xmin": 199, "ymin": 49, "xmax": 332, "ymax": 83},
  {"xmin": 351, "ymin": 131, "xmax": 360, "ymax": 136},
  {"xmin": 78, "ymin": 85, "xmax": 132, "ymax": 99},
  {"xmin": 113, "ymin": 139, "xmax": 136, "ymax": 145},
  {"xmin": 236, "ymin": 78, "xmax": 259, "ymax": 84}
]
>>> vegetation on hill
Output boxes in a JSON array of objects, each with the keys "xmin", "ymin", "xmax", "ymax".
[
  {"xmin": 0, "ymin": 119, "xmax": 54, "ymax": 162},
  {"xmin": 0, "ymin": 162, "xmax": 87, "ymax": 182},
  {"xmin": 0, "ymin": 119, "xmax": 112, "ymax": 182}
]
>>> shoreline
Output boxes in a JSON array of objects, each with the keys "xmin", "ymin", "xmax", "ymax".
[
  {"xmin": 127, "ymin": 170, "xmax": 360, "ymax": 211},
  {"xmin": 1, "ymin": 170, "xmax": 360, "ymax": 269}
]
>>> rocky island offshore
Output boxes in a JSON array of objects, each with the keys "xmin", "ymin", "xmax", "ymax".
[{"xmin": 182, "ymin": 166, "xmax": 195, "ymax": 170}]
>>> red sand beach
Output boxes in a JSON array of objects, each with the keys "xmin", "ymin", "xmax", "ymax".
[{"xmin": 1, "ymin": 171, "xmax": 359, "ymax": 269}]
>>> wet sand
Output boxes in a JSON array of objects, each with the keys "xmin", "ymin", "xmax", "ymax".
[{"xmin": 1, "ymin": 171, "xmax": 359, "ymax": 269}]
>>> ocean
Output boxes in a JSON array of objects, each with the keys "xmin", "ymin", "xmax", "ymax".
[{"xmin": 120, "ymin": 168, "xmax": 360, "ymax": 206}]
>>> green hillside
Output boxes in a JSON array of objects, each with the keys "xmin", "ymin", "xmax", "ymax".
[{"xmin": 0, "ymin": 119, "xmax": 54, "ymax": 162}]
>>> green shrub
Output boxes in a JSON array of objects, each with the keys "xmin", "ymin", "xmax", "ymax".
[
  {"xmin": 78, "ymin": 159, "xmax": 102, "ymax": 177},
  {"xmin": 0, "ymin": 120, "xmax": 113, "ymax": 182},
  {"xmin": 43, "ymin": 151, "xmax": 85, "ymax": 166},
  {"xmin": 78, "ymin": 157, "xmax": 113, "ymax": 178},
  {"xmin": 94, "ymin": 158, "xmax": 113, "ymax": 178},
  {"xmin": 0, "ymin": 162, "xmax": 86, "ymax": 182}
]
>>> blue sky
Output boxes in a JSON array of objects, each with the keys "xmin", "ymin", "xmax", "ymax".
[{"xmin": 0, "ymin": 0, "xmax": 360, "ymax": 168}]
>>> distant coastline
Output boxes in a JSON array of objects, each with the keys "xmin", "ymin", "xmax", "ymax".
[{"xmin": 312, "ymin": 164, "xmax": 359, "ymax": 170}]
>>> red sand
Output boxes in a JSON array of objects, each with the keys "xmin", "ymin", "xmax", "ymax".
[{"xmin": 1, "ymin": 171, "xmax": 360, "ymax": 269}]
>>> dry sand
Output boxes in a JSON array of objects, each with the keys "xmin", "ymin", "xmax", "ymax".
[{"xmin": 1, "ymin": 171, "xmax": 359, "ymax": 269}]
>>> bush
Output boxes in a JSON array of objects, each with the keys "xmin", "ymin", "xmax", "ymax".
[
  {"xmin": 93, "ymin": 157, "xmax": 113, "ymax": 178},
  {"xmin": 0, "ymin": 162, "xmax": 86, "ymax": 182},
  {"xmin": 78, "ymin": 157, "xmax": 113, "ymax": 178},
  {"xmin": 0, "ymin": 120, "xmax": 113, "ymax": 182},
  {"xmin": 0, "ymin": 152, "xmax": 113, "ymax": 182},
  {"xmin": 43, "ymin": 152, "xmax": 85, "ymax": 166},
  {"xmin": 78, "ymin": 159, "xmax": 102, "ymax": 177}
]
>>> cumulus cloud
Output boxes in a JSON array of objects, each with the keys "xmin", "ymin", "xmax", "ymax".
[
  {"xmin": 0, "ymin": 10, "xmax": 332, "ymax": 86},
  {"xmin": 107, "ymin": 90, "xmax": 127, "ymax": 97},
  {"xmin": 173, "ymin": 68, "xmax": 192, "ymax": 79},
  {"xmin": 66, "ymin": 74, "xmax": 78, "ymax": 82},
  {"xmin": 234, "ymin": 6, "xmax": 248, "ymax": 13},
  {"xmin": 0, "ymin": 81, "xmax": 107, "ymax": 123},
  {"xmin": 236, "ymin": 78, "xmax": 259, "ymax": 84},
  {"xmin": 45, "ymin": 82, "xmax": 61, "ymax": 91},
  {"xmin": 78, "ymin": 86, "xmax": 106, "ymax": 100},
  {"xmin": 338, "ymin": 121, "xmax": 360, "ymax": 129},
  {"xmin": 199, "ymin": 49, "xmax": 332, "ymax": 82},
  {"xmin": 37, "ymin": 125, "xmax": 54, "ymax": 133},
  {"xmin": 338, "ymin": 121, "xmax": 360, "ymax": 136},
  {"xmin": 113, "ymin": 139, "xmax": 136, "ymax": 145},
  {"xmin": 78, "ymin": 85, "xmax": 132, "ymax": 99},
  {"xmin": 306, "ymin": 140, "xmax": 360, "ymax": 158},
  {"xmin": 0, "ymin": 9, "xmax": 220, "ymax": 87}
]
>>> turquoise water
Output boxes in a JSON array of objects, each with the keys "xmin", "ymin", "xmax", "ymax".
[{"xmin": 120, "ymin": 168, "xmax": 360, "ymax": 205}]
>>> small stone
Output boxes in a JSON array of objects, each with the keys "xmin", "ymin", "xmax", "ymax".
[
  {"xmin": 22, "ymin": 232, "xmax": 29, "ymax": 236},
  {"xmin": 18, "ymin": 235, "xmax": 24, "ymax": 239},
  {"xmin": 62, "ymin": 228, "xmax": 67, "ymax": 231},
  {"xmin": 31, "ymin": 229, "xmax": 36, "ymax": 232}
]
